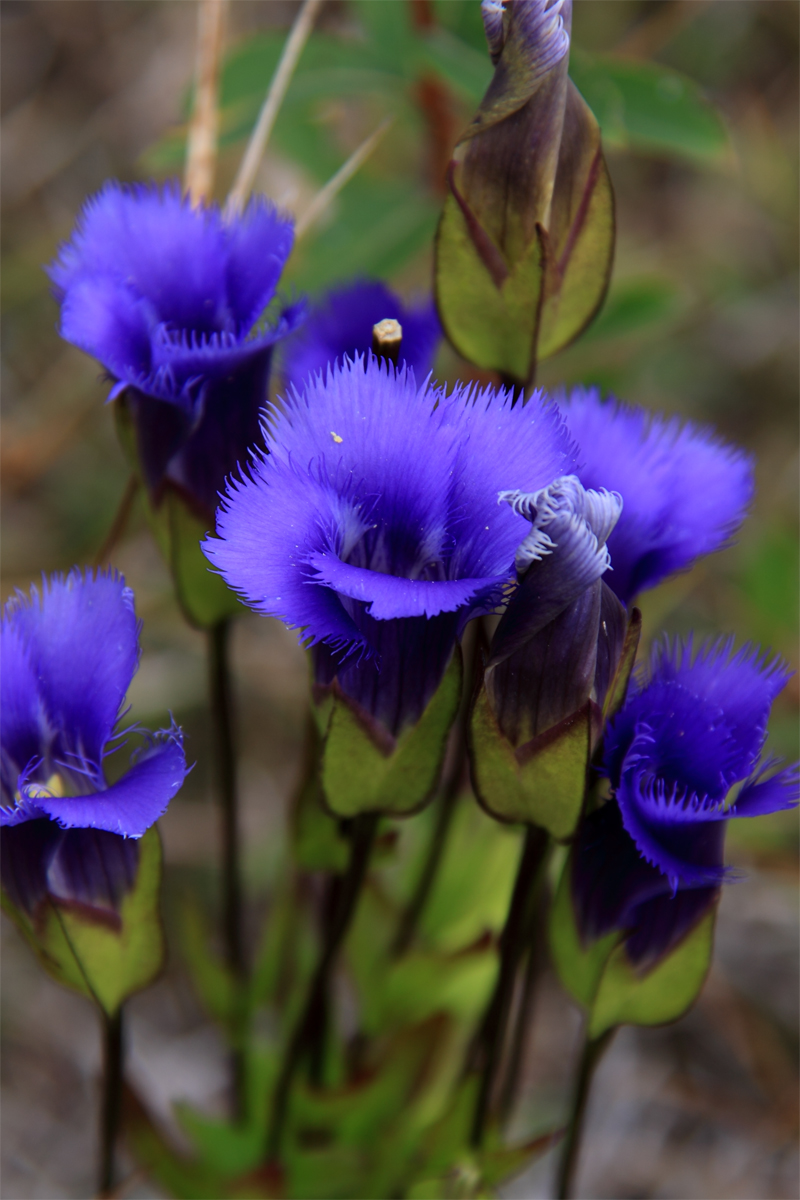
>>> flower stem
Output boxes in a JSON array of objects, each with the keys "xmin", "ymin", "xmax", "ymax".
[
  {"xmin": 98, "ymin": 1007, "xmax": 124, "ymax": 1198},
  {"xmin": 266, "ymin": 811, "xmax": 379, "ymax": 1160},
  {"xmin": 470, "ymin": 823, "xmax": 548, "ymax": 1148},
  {"xmin": 498, "ymin": 874, "xmax": 548, "ymax": 1122},
  {"xmin": 556, "ymin": 1028, "xmax": 616, "ymax": 1200},
  {"xmin": 208, "ymin": 618, "xmax": 246, "ymax": 1107},
  {"xmin": 94, "ymin": 474, "xmax": 139, "ymax": 568}
]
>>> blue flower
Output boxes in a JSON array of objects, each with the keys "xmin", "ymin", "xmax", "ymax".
[
  {"xmin": 202, "ymin": 356, "xmax": 577, "ymax": 734},
  {"xmin": 48, "ymin": 181, "xmax": 303, "ymax": 521},
  {"xmin": 486, "ymin": 475, "xmax": 624, "ymax": 745},
  {"xmin": 558, "ymin": 387, "xmax": 754, "ymax": 606},
  {"xmin": 280, "ymin": 279, "xmax": 441, "ymax": 393},
  {"xmin": 1, "ymin": 570, "xmax": 187, "ymax": 914},
  {"xmin": 573, "ymin": 636, "xmax": 798, "ymax": 966}
]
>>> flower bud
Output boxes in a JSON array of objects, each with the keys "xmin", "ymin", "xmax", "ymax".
[{"xmin": 435, "ymin": 0, "xmax": 614, "ymax": 385}]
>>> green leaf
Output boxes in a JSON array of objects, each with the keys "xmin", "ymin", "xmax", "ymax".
[
  {"xmin": 470, "ymin": 690, "xmax": 595, "ymax": 840},
  {"xmin": 418, "ymin": 800, "xmax": 522, "ymax": 953},
  {"xmin": 570, "ymin": 51, "xmax": 731, "ymax": 165},
  {"xmin": 548, "ymin": 853, "xmax": 619, "ymax": 1010},
  {"xmin": 320, "ymin": 650, "xmax": 462, "ymax": 818},
  {"xmin": 535, "ymin": 83, "xmax": 615, "ymax": 361},
  {"xmin": 2, "ymin": 827, "xmax": 165, "ymax": 1017},
  {"xmin": 589, "ymin": 909, "xmax": 716, "ymax": 1038},
  {"xmin": 179, "ymin": 895, "xmax": 237, "ymax": 1025},
  {"xmin": 124, "ymin": 1086, "xmax": 232, "ymax": 1200},
  {"xmin": 435, "ymin": 193, "xmax": 544, "ymax": 382},
  {"xmin": 114, "ymin": 397, "xmax": 243, "ymax": 629}
]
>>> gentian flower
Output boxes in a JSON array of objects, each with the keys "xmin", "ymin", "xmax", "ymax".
[
  {"xmin": 48, "ymin": 181, "xmax": 303, "ymax": 522},
  {"xmin": 1, "ymin": 570, "xmax": 187, "ymax": 916},
  {"xmin": 486, "ymin": 475, "xmax": 624, "ymax": 746},
  {"xmin": 280, "ymin": 279, "xmax": 441, "ymax": 393},
  {"xmin": 202, "ymin": 356, "xmax": 577, "ymax": 735},
  {"xmin": 573, "ymin": 636, "xmax": 799, "ymax": 967},
  {"xmin": 559, "ymin": 387, "xmax": 754, "ymax": 606}
]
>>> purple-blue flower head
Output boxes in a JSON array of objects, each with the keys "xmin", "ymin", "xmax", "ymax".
[
  {"xmin": 1, "ymin": 570, "xmax": 187, "ymax": 915},
  {"xmin": 280, "ymin": 279, "xmax": 441, "ymax": 394},
  {"xmin": 202, "ymin": 356, "xmax": 577, "ymax": 734},
  {"xmin": 558, "ymin": 387, "xmax": 754, "ymax": 606},
  {"xmin": 48, "ymin": 180, "xmax": 303, "ymax": 520},
  {"xmin": 573, "ymin": 636, "xmax": 798, "ymax": 966}
]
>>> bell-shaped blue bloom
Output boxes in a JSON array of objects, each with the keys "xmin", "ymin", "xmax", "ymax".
[
  {"xmin": 573, "ymin": 636, "xmax": 798, "ymax": 967},
  {"xmin": 48, "ymin": 181, "xmax": 303, "ymax": 521},
  {"xmin": 280, "ymin": 279, "xmax": 441, "ymax": 394},
  {"xmin": 202, "ymin": 356, "xmax": 577, "ymax": 734},
  {"xmin": 1, "ymin": 570, "xmax": 187, "ymax": 915},
  {"xmin": 558, "ymin": 387, "xmax": 754, "ymax": 606}
]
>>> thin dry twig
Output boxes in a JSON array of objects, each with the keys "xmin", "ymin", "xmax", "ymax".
[
  {"xmin": 225, "ymin": 0, "xmax": 325, "ymax": 219},
  {"xmin": 185, "ymin": 0, "xmax": 229, "ymax": 205},
  {"xmin": 295, "ymin": 117, "xmax": 394, "ymax": 240},
  {"xmin": 93, "ymin": 475, "xmax": 140, "ymax": 568}
]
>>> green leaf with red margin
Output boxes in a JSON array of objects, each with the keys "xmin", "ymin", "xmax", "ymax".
[
  {"xmin": 319, "ymin": 649, "xmax": 462, "ymax": 818},
  {"xmin": 2, "ymin": 826, "xmax": 164, "ymax": 1017},
  {"xmin": 549, "ymin": 852, "xmax": 717, "ymax": 1036},
  {"xmin": 470, "ymin": 690, "xmax": 598, "ymax": 840}
]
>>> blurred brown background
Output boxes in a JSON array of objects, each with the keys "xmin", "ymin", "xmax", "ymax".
[{"xmin": 1, "ymin": 2, "xmax": 798, "ymax": 1197}]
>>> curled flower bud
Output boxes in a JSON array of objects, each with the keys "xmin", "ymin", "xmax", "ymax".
[
  {"xmin": 486, "ymin": 475, "xmax": 624, "ymax": 747},
  {"xmin": 436, "ymin": 0, "xmax": 614, "ymax": 384},
  {"xmin": 1, "ymin": 570, "xmax": 187, "ymax": 915},
  {"xmin": 572, "ymin": 636, "xmax": 799, "ymax": 967}
]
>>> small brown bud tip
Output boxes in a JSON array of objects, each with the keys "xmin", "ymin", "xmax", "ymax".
[{"xmin": 372, "ymin": 318, "xmax": 403, "ymax": 366}]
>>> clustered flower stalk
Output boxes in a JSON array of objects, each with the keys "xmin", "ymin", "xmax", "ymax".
[{"xmin": 3, "ymin": 3, "xmax": 798, "ymax": 1199}]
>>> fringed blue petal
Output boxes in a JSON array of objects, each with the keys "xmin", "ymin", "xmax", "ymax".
[{"xmin": 559, "ymin": 387, "xmax": 754, "ymax": 604}]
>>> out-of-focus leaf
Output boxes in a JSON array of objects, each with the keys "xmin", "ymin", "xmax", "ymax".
[
  {"xmin": 179, "ymin": 894, "xmax": 236, "ymax": 1025},
  {"xmin": 320, "ymin": 650, "xmax": 461, "ymax": 818},
  {"xmin": 737, "ymin": 525, "xmax": 800, "ymax": 634},
  {"xmin": 285, "ymin": 179, "xmax": 440, "ymax": 295},
  {"xmin": 177, "ymin": 1046, "xmax": 278, "ymax": 1176},
  {"xmin": 418, "ymin": 800, "xmax": 522, "ymax": 953},
  {"xmin": 570, "ymin": 50, "xmax": 731, "ymax": 164},
  {"xmin": 470, "ymin": 690, "xmax": 595, "ymax": 840},
  {"xmin": 420, "ymin": 27, "xmax": 493, "ymax": 105},
  {"xmin": 375, "ymin": 946, "xmax": 497, "ymax": 1031},
  {"xmin": 548, "ymin": 853, "xmax": 619, "ymax": 1010},
  {"xmin": 123, "ymin": 1086, "xmax": 232, "ymax": 1200},
  {"xmin": 578, "ymin": 275, "xmax": 685, "ymax": 344},
  {"xmin": 589, "ymin": 909, "xmax": 716, "ymax": 1038},
  {"xmin": 2, "ymin": 827, "xmax": 164, "ymax": 1017}
]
